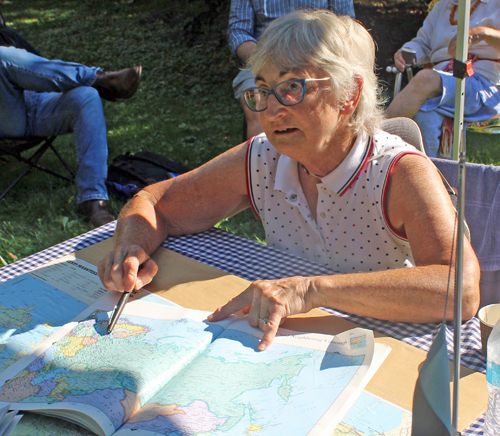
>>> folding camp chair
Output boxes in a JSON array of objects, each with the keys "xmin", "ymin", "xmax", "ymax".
[
  {"xmin": 0, "ymin": 11, "xmax": 75, "ymax": 201},
  {"xmin": 0, "ymin": 136, "xmax": 75, "ymax": 201}
]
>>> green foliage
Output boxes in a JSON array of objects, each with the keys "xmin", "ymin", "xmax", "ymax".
[
  {"xmin": 215, "ymin": 209, "xmax": 266, "ymax": 244},
  {"xmin": 465, "ymin": 132, "xmax": 500, "ymax": 165}
]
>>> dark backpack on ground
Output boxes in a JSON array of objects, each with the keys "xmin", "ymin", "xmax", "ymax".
[{"xmin": 106, "ymin": 151, "xmax": 189, "ymax": 200}]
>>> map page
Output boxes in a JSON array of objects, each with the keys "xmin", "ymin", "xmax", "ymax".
[
  {"xmin": 116, "ymin": 320, "xmax": 377, "ymax": 436},
  {"xmin": 333, "ymin": 391, "xmax": 411, "ymax": 435},
  {"xmin": 10, "ymin": 391, "xmax": 411, "ymax": 436},
  {"xmin": 0, "ymin": 256, "xmax": 176, "ymax": 375},
  {"xmin": 0, "ymin": 256, "xmax": 108, "ymax": 372},
  {"xmin": 0, "ymin": 303, "xmax": 219, "ymax": 436},
  {"xmin": 0, "ymin": 301, "xmax": 379, "ymax": 436}
]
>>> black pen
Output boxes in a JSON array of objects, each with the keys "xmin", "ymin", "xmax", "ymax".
[{"xmin": 107, "ymin": 291, "xmax": 131, "ymax": 334}]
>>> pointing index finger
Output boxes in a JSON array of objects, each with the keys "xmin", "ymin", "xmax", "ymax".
[{"xmin": 257, "ymin": 311, "xmax": 283, "ymax": 351}]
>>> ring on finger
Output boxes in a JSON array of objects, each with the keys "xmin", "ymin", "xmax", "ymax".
[{"xmin": 258, "ymin": 317, "xmax": 269, "ymax": 325}]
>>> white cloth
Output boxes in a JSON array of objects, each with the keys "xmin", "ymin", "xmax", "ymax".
[
  {"xmin": 246, "ymin": 130, "xmax": 425, "ymax": 273},
  {"xmin": 403, "ymin": 0, "xmax": 500, "ymax": 85}
]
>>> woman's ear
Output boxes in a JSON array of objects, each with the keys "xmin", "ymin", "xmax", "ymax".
[{"xmin": 340, "ymin": 76, "xmax": 363, "ymax": 115}]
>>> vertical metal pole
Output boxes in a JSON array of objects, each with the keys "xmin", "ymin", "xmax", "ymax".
[
  {"xmin": 453, "ymin": 143, "xmax": 467, "ymax": 428},
  {"xmin": 452, "ymin": 0, "xmax": 471, "ymax": 428}
]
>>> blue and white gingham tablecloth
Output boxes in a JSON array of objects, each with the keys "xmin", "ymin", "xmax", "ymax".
[{"xmin": 0, "ymin": 222, "xmax": 487, "ymax": 435}]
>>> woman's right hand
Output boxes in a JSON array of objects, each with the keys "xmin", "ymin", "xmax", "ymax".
[{"xmin": 98, "ymin": 244, "xmax": 158, "ymax": 293}]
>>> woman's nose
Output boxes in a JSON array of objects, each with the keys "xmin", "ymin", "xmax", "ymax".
[{"xmin": 265, "ymin": 94, "xmax": 286, "ymax": 119}]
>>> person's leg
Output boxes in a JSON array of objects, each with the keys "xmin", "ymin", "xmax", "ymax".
[
  {"xmin": 386, "ymin": 69, "xmax": 443, "ymax": 119},
  {"xmin": 0, "ymin": 78, "xmax": 27, "ymax": 137},
  {"xmin": 412, "ymin": 72, "xmax": 499, "ymax": 157},
  {"xmin": 26, "ymin": 87, "xmax": 113, "ymax": 226},
  {"xmin": 0, "ymin": 50, "xmax": 31, "ymax": 136},
  {"xmin": 233, "ymin": 69, "xmax": 263, "ymax": 140},
  {"xmin": 0, "ymin": 46, "xmax": 141, "ymax": 104},
  {"xmin": 0, "ymin": 46, "xmax": 97, "ymax": 93},
  {"xmin": 413, "ymin": 110, "xmax": 446, "ymax": 157},
  {"xmin": 0, "ymin": 45, "xmax": 97, "ymax": 138},
  {"xmin": 26, "ymin": 88, "xmax": 108, "ymax": 202}
]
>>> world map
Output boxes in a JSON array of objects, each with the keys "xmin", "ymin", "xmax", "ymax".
[
  {"xmin": 0, "ymin": 275, "xmax": 89, "ymax": 372},
  {"xmin": 119, "ymin": 328, "xmax": 365, "ymax": 435},
  {"xmin": 0, "ymin": 310, "xmax": 220, "ymax": 434},
  {"xmin": 0, "ymin": 310, "xmax": 368, "ymax": 436},
  {"xmin": 0, "ymin": 258, "xmax": 176, "ymax": 375},
  {"xmin": 11, "ymin": 392, "xmax": 412, "ymax": 436}
]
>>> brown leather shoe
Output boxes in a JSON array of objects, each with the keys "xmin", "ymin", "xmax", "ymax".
[
  {"xmin": 78, "ymin": 200, "xmax": 115, "ymax": 228},
  {"xmin": 92, "ymin": 66, "xmax": 142, "ymax": 101}
]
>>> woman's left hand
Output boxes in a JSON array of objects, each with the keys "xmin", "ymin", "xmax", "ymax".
[
  {"xmin": 208, "ymin": 276, "xmax": 319, "ymax": 351},
  {"xmin": 448, "ymin": 27, "xmax": 484, "ymax": 57}
]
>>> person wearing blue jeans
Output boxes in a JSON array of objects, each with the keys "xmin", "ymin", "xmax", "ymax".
[{"xmin": 0, "ymin": 45, "xmax": 141, "ymax": 227}]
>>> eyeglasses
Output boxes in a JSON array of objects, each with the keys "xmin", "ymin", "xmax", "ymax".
[{"xmin": 243, "ymin": 77, "xmax": 331, "ymax": 112}]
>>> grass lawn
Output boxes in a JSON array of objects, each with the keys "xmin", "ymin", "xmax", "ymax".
[{"xmin": 0, "ymin": 0, "xmax": 499, "ymax": 265}]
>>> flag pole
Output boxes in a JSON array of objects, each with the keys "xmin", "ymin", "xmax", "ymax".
[{"xmin": 452, "ymin": 0, "xmax": 471, "ymax": 428}]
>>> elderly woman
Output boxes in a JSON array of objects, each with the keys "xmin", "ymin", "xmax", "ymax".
[
  {"xmin": 386, "ymin": 0, "xmax": 500, "ymax": 157},
  {"xmin": 98, "ymin": 10, "xmax": 480, "ymax": 350}
]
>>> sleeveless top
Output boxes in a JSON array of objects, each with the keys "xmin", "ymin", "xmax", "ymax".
[{"xmin": 246, "ymin": 130, "xmax": 426, "ymax": 273}]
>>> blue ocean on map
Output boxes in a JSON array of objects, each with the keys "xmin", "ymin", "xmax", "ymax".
[
  {"xmin": 340, "ymin": 391, "xmax": 409, "ymax": 434},
  {"xmin": 0, "ymin": 307, "xmax": 377, "ymax": 436},
  {"xmin": 0, "ymin": 275, "xmax": 88, "ymax": 370},
  {"xmin": 0, "ymin": 311, "xmax": 226, "ymax": 432}
]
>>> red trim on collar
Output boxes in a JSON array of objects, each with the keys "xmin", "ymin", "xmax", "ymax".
[
  {"xmin": 245, "ymin": 137, "xmax": 261, "ymax": 219},
  {"xmin": 382, "ymin": 151, "xmax": 426, "ymax": 240},
  {"xmin": 338, "ymin": 137, "xmax": 374, "ymax": 197}
]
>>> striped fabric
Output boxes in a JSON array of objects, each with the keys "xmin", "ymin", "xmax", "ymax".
[{"xmin": 227, "ymin": 0, "xmax": 356, "ymax": 55}]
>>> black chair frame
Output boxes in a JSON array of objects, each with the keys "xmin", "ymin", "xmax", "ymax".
[{"xmin": 0, "ymin": 136, "xmax": 75, "ymax": 201}]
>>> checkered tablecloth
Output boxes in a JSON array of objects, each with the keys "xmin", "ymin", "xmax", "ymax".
[{"xmin": 0, "ymin": 222, "xmax": 486, "ymax": 435}]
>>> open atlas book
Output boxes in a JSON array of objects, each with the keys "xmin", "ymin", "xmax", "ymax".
[
  {"xmin": 0, "ymin": 255, "xmax": 391, "ymax": 436},
  {"xmin": 0, "ymin": 298, "xmax": 389, "ymax": 436}
]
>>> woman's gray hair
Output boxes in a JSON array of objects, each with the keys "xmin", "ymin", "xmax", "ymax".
[{"xmin": 249, "ymin": 9, "xmax": 385, "ymax": 135}]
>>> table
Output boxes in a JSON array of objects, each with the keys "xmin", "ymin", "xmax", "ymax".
[{"xmin": 0, "ymin": 222, "xmax": 487, "ymax": 435}]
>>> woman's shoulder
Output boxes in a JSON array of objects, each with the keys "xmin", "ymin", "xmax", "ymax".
[
  {"xmin": 371, "ymin": 129, "xmax": 425, "ymax": 157},
  {"xmin": 248, "ymin": 133, "xmax": 280, "ymax": 157}
]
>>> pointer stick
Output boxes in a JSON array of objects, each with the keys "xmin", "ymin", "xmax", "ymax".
[{"xmin": 107, "ymin": 292, "xmax": 131, "ymax": 334}]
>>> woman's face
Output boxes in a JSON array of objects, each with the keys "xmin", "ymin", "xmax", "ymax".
[{"xmin": 255, "ymin": 64, "xmax": 355, "ymax": 168}]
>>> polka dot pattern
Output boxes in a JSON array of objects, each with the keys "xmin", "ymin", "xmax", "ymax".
[{"xmin": 247, "ymin": 131, "xmax": 421, "ymax": 273}]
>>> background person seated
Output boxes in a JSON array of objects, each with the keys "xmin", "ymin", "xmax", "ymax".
[
  {"xmin": 227, "ymin": 0, "xmax": 356, "ymax": 140},
  {"xmin": 99, "ymin": 10, "xmax": 480, "ymax": 351},
  {"xmin": 386, "ymin": 0, "xmax": 500, "ymax": 157},
  {"xmin": 0, "ymin": 22, "xmax": 141, "ymax": 227}
]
